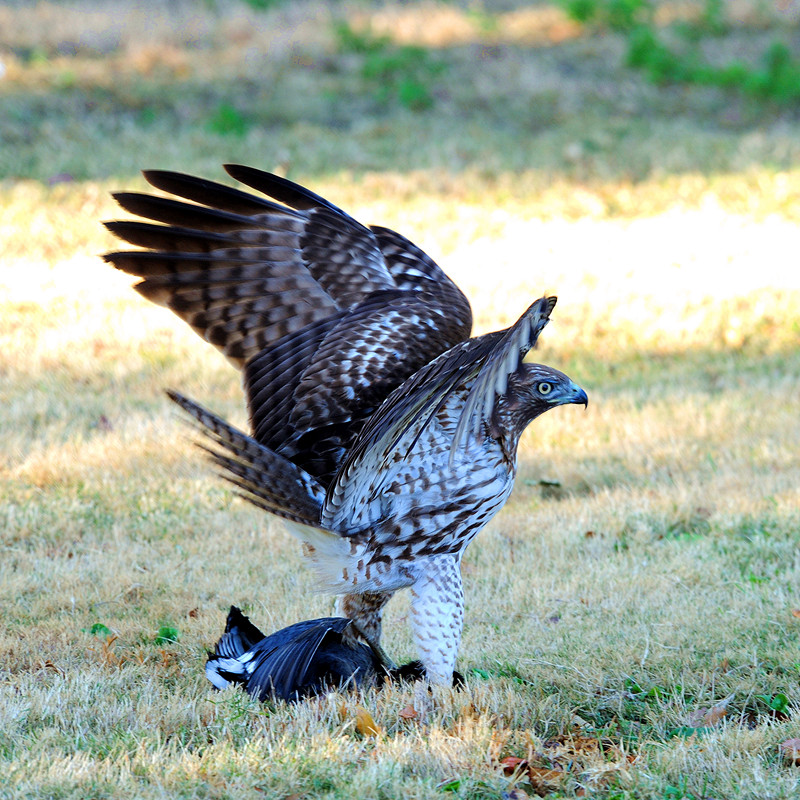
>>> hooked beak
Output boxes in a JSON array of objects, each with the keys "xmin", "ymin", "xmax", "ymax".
[{"xmin": 570, "ymin": 385, "xmax": 589, "ymax": 410}]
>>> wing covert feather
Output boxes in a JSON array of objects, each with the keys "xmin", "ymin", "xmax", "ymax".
[{"xmin": 326, "ymin": 296, "xmax": 556, "ymax": 503}]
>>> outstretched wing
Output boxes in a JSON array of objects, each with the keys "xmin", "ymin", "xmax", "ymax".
[
  {"xmin": 328, "ymin": 296, "xmax": 557, "ymax": 502},
  {"xmin": 104, "ymin": 165, "xmax": 472, "ymax": 484},
  {"xmin": 104, "ymin": 167, "xmax": 392, "ymax": 365},
  {"xmin": 245, "ymin": 287, "xmax": 467, "ymax": 484}
]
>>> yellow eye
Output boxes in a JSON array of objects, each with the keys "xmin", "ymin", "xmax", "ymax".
[{"xmin": 538, "ymin": 381, "xmax": 552, "ymax": 395}]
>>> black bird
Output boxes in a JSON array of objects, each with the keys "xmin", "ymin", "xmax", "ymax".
[{"xmin": 206, "ymin": 607, "xmax": 426, "ymax": 701}]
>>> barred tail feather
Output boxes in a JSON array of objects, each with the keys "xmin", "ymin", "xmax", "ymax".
[
  {"xmin": 167, "ymin": 391, "xmax": 356, "ymax": 586},
  {"xmin": 167, "ymin": 390, "xmax": 324, "ymax": 526}
]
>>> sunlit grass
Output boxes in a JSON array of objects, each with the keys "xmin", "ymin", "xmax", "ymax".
[{"xmin": 2, "ymin": 1, "xmax": 800, "ymax": 798}]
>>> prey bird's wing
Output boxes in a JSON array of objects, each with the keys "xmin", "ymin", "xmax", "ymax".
[
  {"xmin": 208, "ymin": 614, "xmax": 366, "ymax": 701},
  {"xmin": 246, "ymin": 618, "xmax": 364, "ymax": 700}
]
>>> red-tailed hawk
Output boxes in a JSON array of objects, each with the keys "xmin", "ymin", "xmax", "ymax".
[{"xmin": 105, "ymin": 166, "xmax": 587, "ymax": 686}]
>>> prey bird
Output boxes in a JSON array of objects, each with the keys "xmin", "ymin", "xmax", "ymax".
[
  {"xmin": 207, "ymin": 606, "xmax": 428, "ymax": 702},
  {"xmin": 207, "ymin": 607, "xmax": 382, "ymax": 701},
  {"xmin": 104, "ymin": 165, "xmax": 588, "ymax": 685}
]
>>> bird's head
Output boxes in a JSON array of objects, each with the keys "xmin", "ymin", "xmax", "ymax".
[{"xmin": 491, "ymin": 363, "xmax": 588, "ymax": 445}]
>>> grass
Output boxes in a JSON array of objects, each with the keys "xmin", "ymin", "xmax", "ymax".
[{"xmin": 1, "ymin": 1, "xmax": 800, "ymax": 798}]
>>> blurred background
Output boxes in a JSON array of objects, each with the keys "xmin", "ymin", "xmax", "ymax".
[
  {"xmin": 2, "ymin": 0, "xmax": 799, "ymax": 557},
  {"xmin": 2, "ymin": 0, "xmax": 798, "ymax": 349}
]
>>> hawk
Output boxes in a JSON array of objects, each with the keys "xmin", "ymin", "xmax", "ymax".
[{"xmin": 105, "ymin": 166, "xmax": 588, "ymax": 686}]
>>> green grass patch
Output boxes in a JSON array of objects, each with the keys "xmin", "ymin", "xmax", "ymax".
[{"xmin": 559, "ymin": 0, "xmax": 800, "ymax": 104}]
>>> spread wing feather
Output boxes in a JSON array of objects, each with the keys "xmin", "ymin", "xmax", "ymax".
[
  {"xmin": 105, "ymin": 165, "xmax": 472, "ymax": 482},
  {"xmin": 325, "ymin": 335, "xmax": 500, "ymax": 510},
  {"xmin": 223, "ymin": 163, "xmax": 353, "ymax": 216},
  {"xmin": 370, "ymin": 225, "xmax": 451, "ymax": 287},
  {"xmin": 277, "ymin": 290, "xmax": 467, "ymax": 485},
  {"xmin": 103, "ymin": 169, "xmax": 397, "ymax": 367},
  {"xmin": 328, "ymin": 297, "xmax": 557, "ymax": 501}
]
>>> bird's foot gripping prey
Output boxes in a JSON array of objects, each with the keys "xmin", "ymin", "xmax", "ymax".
[
  {"xmin": 206, "ymin": 608, "xmax": 447, "ymax": 702},
  {"xmin": 206, "ymin": 607, "xmax": 384, "ymax": 701},
  {"xmin": 104, "ymin": 165, "xmax": 588, "ymax": 687}
]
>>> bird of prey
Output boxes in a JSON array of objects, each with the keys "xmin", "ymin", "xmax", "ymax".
[
  {"xmin": 207, "ymin": 606, "xmax": 428, "ymax": 702},
  {"xmin": 104, "ymin": 165, "xmax": 588, "ymax": 686}
]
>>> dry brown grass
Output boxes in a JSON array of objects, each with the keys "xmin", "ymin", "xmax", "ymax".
[{"xmin": 2, "ymin": 1, "xmax": 800, "ymax": 798}]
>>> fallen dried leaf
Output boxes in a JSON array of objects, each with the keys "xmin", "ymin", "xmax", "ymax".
[
  {"xmin": 542, "ymin": 734, "xmax": 601, "ymax": 761},
  {"xmin": 398, "ymin": 704, "xmax": 418, "ymax": 721},
  {"xmin": 500, "ymin": 756, "xmax": 528, "ymax": 776},
  {"xmin": 354, "ymin": 706, "xmax": 381, "ymax": 736},
  {"xmin": 779, "ymin": 738, "xmax": 800, "ymax": 765},
  {"xmin": 567, "ymin": 735, "xmax": 602, "ymax": 757},
  {"xmin": 689, "ymin": 694, "xmax": 733, "ymax": 728},
  {"xmin": 791, "ymin": 609, "xmax": 800, "ymax": 619},
  {"xmin": 527, "ymin": 767, "xmax": 563, "ymax": 796},
  {"xmin": 705, "ymin": 705, "xmax": 726, "ymax": 726}
]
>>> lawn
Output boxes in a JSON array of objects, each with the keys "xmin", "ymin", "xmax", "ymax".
[{"xmin": 1, "ymin": 1, "xmax": 799, "ymax": 798}]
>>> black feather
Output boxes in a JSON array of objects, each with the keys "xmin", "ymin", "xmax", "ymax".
[
  {"xmin": 112, "ymin": 192, "xmax": 260, "ymax": 232},
  {"xmin": 206, "ymin": 609, "xmax": 380, "ymax": 701},
  {"xmin": 224, "ymin": 164, "xmax": 355, "ymax": 219}
]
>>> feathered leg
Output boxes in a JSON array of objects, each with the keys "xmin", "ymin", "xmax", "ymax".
[
  {"xmin": 335, "ymin": 591, "xmax": 396, "ymax": 669},
  {"xmin": 409, "ymin": 555, "xmax": 464, "ymax": 685}
]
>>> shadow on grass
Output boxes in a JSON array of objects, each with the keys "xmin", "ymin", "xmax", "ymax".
[{"xmin": 2, "ymin": 4, "xmax": 799, "ymax": 186}]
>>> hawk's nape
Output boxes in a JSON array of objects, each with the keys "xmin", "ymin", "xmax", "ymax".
[{"xmin": 105, "ymin": 166, "xmax": 588, "ymax": 687}]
